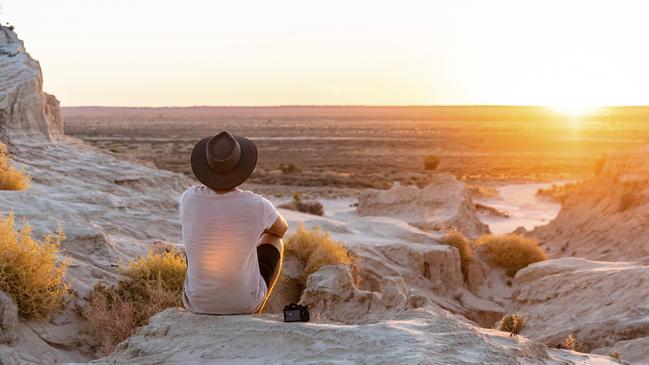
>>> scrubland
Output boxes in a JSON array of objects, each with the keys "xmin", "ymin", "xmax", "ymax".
[{"xmin": 64, "ymin": 106, "xmax": 649, "ymax": 196}]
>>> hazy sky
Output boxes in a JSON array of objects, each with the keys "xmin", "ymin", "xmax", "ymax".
[{"xmin": 2, "ymin": 0, "xmax": 649, "ymax": 106}]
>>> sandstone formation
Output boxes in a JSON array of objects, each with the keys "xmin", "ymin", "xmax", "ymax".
[
  {"xmin": 0, "ymin": 25, "xmax": 192, "ymax": 363},
  {"xmin": 92, "ymin": 305, "xmax": 618, "ymax": 365},
  {"xmin": 508, "ymin": 258, "xmax": 649, "ymax": 363},
  {"xmin": 267, "ymin": 209, "xmax": 505, "ymax": 327},
  {"xmin": 531, "ymin": 149, "xmax": 649, "ymax": 263},
  {"xmin": 0, "ymin": 27, "xmax": 63, "ymax": 142},
  {"xmin": 0, "ymin": 292, "xmax": 18, "ymax": 345},
  {"xmin": 357, "ymin": 176, "xmax": 489, "ymax": 238},
  {"xmin": 299, "ymin": 264, "xmax": 412, "ymax": 323},
  {"xmin": 593, "ymin": 336, "xmax": 649, "ymax": 365}
]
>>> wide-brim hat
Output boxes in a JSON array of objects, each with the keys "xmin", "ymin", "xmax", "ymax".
[{"xmin": 190, "ymin": 131, "xmax": 257, "ymax": 191}]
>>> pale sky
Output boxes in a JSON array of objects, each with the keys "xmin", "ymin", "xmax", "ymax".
[{"xmin": 2, "ymin": 0, "xmax": 649, "ymax": 107}]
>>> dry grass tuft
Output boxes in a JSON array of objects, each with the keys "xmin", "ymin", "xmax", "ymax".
[
  {"xmin": 564, "ymin": 334, "xmax": 576, "ymax": 351},
  {"xmin": 120, "ymin": 248, "xmax": 186, "ymax": 294},
  {"xmin": 0, "ymin": 213, "xmax": 68, "ymax": 319},
  {"xmin": 80, "ymin": 248, "xmax": 186, "ymax": 356},
  {"xmin": 440, "ymin": 231, "xmax": 474, "ymax": 282},
  {"xmin": 498, "ymin": 313, "xmax": 524, "ymax": 336},
  {"xmin": 476, "ymin": 234, "xmax": 547, "ymax": 277},
  {"xmin": 608, "ymin": 352, "xmax": 623, "ymax": 362},
  {"xmin": 285, "ymin": 225, "xmax": 351, "ymax": 284},
  {"xmin": 0, "ymin": 143, "xmax": 30, "ymax": 191}
]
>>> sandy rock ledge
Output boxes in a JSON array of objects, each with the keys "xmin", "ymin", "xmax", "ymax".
[{"xmin": 90, "ymin": 305, "xmax": 618, "ymax": 365}]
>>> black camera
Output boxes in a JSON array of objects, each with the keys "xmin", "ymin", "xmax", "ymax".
[{"xmin": 283, "ymin": 303, "xmax": 310, "ymax": 322}]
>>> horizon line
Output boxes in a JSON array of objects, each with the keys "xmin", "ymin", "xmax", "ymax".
[{"xmin": 60, "ymin": 104, "xmax": 649, "ymax": 109}]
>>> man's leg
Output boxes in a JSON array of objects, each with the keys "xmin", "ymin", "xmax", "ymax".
[
  {"xmin": 255, "ymin": 233, "xmax": 283, "ymax": 313},
  {"xmin": 259, "ymin": 232, "xmax": 283, "ymax": 252}
]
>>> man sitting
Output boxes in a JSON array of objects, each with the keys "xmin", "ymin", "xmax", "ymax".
[{"xmin": 180, "ymin": 131, "xmax": 287, "ymax": 314}]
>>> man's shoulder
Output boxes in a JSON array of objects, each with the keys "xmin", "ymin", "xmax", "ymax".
[
  {"xmin": 181, "ymin": 185, "xmax": 205, "ymax": 199},
  {"xmin": 237, "ymin": 189, "xmax": 272, "ymax": 204},
  {"xmin": 181, "ymin": 186, "xmax": 271, "ymax": 204}
]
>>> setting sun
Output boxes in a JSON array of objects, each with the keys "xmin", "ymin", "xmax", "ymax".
[{"xmin": 550, "ymin": 105, "xmax": 601, "ymax": 118}]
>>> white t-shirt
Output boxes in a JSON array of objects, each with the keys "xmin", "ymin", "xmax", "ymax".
[{"xmin": 179, "ymin": 186, "xmax": 279, "ymax": 314}]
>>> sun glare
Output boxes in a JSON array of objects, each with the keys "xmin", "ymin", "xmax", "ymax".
[{"xmin": 550, "ymin": 105, "xmax": 600, "ymax": 118}]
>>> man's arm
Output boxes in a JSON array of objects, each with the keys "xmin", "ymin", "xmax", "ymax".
[
  {"xmin": 259, "ymin": 215, "xmax": 288, "ymax": 251},
  {"xmin": 264, "ymin": 215, "xmax": 288, "ymax": 238}
]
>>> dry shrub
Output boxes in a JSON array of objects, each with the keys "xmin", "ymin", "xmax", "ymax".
[
  {"xmin": 285, "ymin": 225, "xmax": 351, "ymax": 284},
  {"xmin": 476, "ymin": 234, "xmax": 547, "ymax": 277},
  {"xmin": 498, "ymin": 314, "xmax": 524, "ymax": 336},
  {"xmin": 423, "ymin": 155, "xmax": 440, "ymax": 171},
  {"xmin": 467, "ymin": 184, "xmax": 500, "ymax": 199},
  {"xmin": 279, "ymin": 193, "xmax": 324, "ymax": 216},
  {"xmin": 81, "ymin": 249, "xmax": 186, "ymax": 356},
  {"xmin": 564, "ymin": 334, "xmax": 576, "ymax": 351},
  {"xmin": 441, "ymin": 231, "xmax": 474, "ymax": 282},
  {"xmin": 295, "ymin": 201, "xmax": 324, "ymax": 216},
  {"xmin": 0, "ymin": 143, "xmax": 30, "ymax": 191},
  {"xmin": 81, "ymin": 284, "xmax": 137, "ymax": 355},
  {"xmin": 279, "ymin": 163, "xmax": 298, "ymax": 174},
  {"xmin": 0, "ymin": 213, "xmax": 68, "ymax": 319},
  {"xmin": 608, "ymin": 352, "xmax": 623, "ymax": 362},
  {"xmin": 120, "ymin": 248, "xmax": 186, "ymax": 294},
  {"xmin": 536, "ymin": 182, "xmax": 579, "ymax": 204},
  {"xmin": 474, "ymin": 203, "xmax": 510, "ymax": 217}
]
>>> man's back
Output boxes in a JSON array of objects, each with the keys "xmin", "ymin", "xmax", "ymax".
[{"xmin": 180, "ymin": 185, "xmax": 279, "ymax": 314}]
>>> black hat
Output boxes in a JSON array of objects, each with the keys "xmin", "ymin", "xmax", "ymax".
[{"xmin": 190, "ymin": 131, "xmax": 257, "ymax": 191}]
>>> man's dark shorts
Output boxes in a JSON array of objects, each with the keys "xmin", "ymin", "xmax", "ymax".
[{"xmin": 257, "ymin": 244, "xmax": 280, "ymax": 287}]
